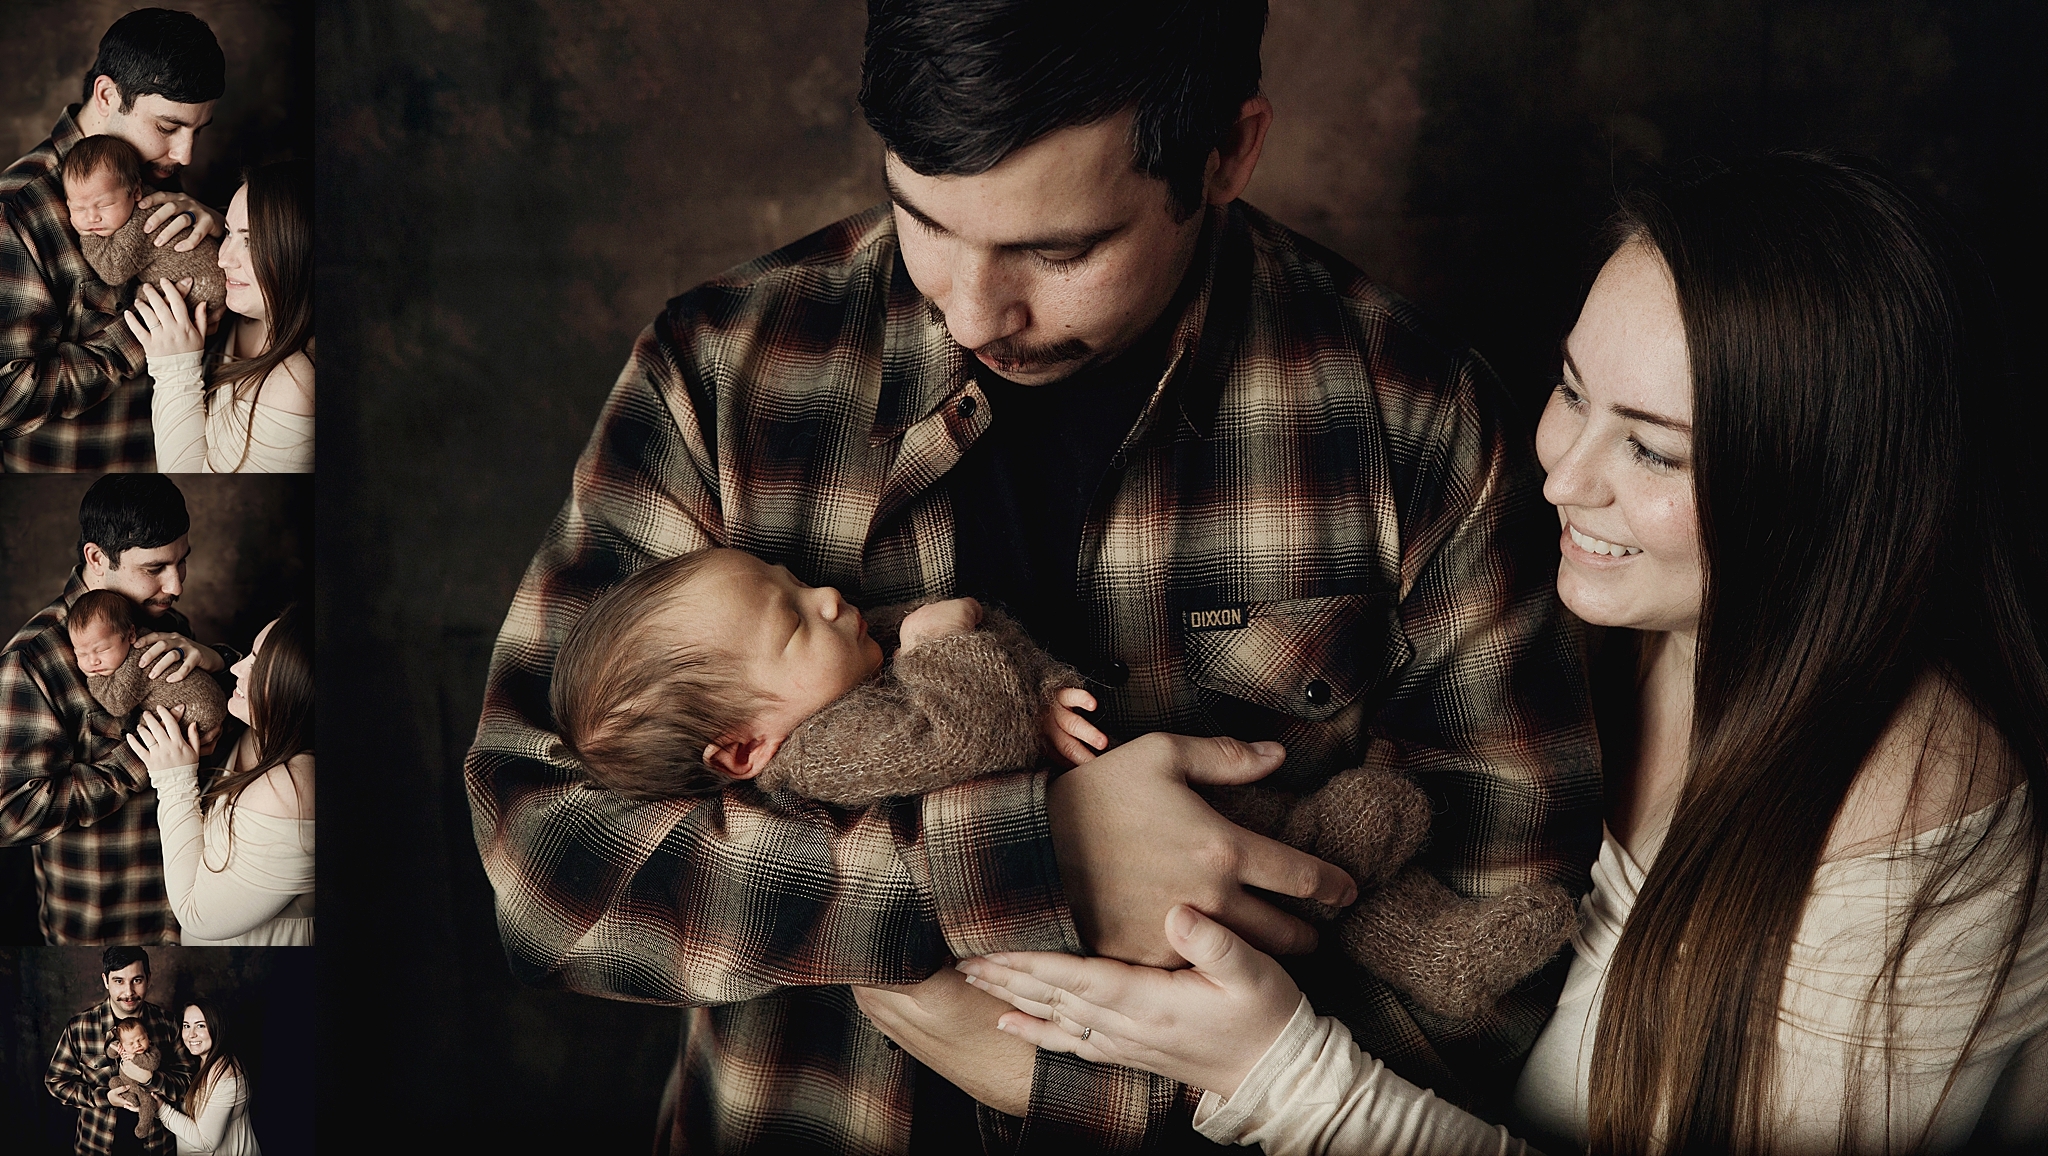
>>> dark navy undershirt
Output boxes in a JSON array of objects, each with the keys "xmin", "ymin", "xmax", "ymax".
[
  {"xmin": 945, "ymin": 329, "xmax": 1168, "ymax": 664},
  {"xmin": 908, "ymin": 330, "xmax": 1165, "ymax": 1151}
]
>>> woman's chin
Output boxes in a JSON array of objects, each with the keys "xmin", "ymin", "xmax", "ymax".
[{"xmin": 227, "ymin": 703, "xmax": 249, "ymax": 727}]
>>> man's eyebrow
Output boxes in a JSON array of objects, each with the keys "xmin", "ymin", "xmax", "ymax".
[
  {"xmin": 1560, "ymin": 346, "xmax": 1692, "ymax": 434},
  {"xmin": 883, "ymin": 167, "xmax": 1125, "ymax": 253},
  {"xmin": 156, "ymin": 112, "xmax": 212, "ymax": 130}
]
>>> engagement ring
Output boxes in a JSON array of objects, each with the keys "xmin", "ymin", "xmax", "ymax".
[{"xmin": 1079, "ymin": 1026, "xmax": 1091, "ymax": 1041}]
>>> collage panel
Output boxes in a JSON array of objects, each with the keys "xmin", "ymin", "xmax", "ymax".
[
  {"xmin": 1, "ymin": 4, "xmax": 312, "ymax": 475},
  {"xmin": 0, "ymin": 474, "xmax": 313, "ymax": 949},
  {"xmin": 0, "ymin": 945, "xmax": 313, "ymax": 1155}
]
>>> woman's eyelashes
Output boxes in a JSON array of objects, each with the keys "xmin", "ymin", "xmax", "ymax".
[{"xmin": 1557, "ymin": 376, "xmax": 1689, "ymax": 473}]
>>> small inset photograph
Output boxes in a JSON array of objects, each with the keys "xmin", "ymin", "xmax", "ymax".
[
  {"xmin": 0, "ymin": 474, "xmax": 312, "ymax": 947},
  {"xmin": 0, "ymin": 4, "xmax": 312, "ymax": 473},
  {"xmin": 0, "ymin": 944, "xmax": 312, "ymax": 1156}
]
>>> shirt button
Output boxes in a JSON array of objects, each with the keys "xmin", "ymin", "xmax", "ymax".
[
  {"xmin": 1099, "ymin": 660, "xmax": 1130, "ymax": 688},
  {"xmin": 957, "ymin": 395, "xmax": 978, "ymax": 418},
  {"xmin": 1304, "ymin": 679, "xmax": 1332, "ymax": 706},
  {"xmin": 1109, "ymin": 451, "xmax": 1128, "ymax": 470}
]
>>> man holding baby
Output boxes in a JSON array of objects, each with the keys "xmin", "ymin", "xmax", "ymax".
[
  {"xmin": 46, "ymin": 946, "xmax": 192, "ymax": 1156},
  {"xmin": 0, "ymin": 476, "xmax": 234, "ymax": 945},
  {"xmin": 469, "ymin": 0, "xmax": 1601, "ymax": 1150},
  {"xmin": 0, "ymin": 8, "xmax": 225, "ymax": 472}
]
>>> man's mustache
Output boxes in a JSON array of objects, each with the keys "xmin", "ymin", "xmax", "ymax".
[{"xmin": 925, "ymin": 300, "xmax": 1092, "ymax": 372}]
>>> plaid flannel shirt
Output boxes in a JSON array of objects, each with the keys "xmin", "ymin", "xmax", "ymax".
[
  {"xmin": 467, "ymin": 202, "xmax": 1602, "ymax": 1154},
  {"xmin": 0, "ymin": 571, "xmax": 183, "ymax": 944},
  {"xmin": 46, "ymin": 997, "xmax": 193, "ymax": 1156},
  {"xmin": 0, "ymin": 104, "xmax": 154, "ymax": 472}
]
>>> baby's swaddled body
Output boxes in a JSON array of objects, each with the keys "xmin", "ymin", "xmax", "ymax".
[{"xmin": 80, "ymin": 214, "xmax": 226, "ymax": 310}]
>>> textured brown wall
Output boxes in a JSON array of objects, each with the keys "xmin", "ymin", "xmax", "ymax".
[
  {"xmin": 0, "ymin": 947, "xmax": 313, "ymax": 1156},
  {"xmin": 0, "ymin": 1, "xmax": 311, "ymax": 208},
  {"xmin": 317, "ymin": 1, "xmax": 2047, "ymax": 1150},
  {"xmin": 0, "ymin": 475, "xmax": 313, "ymax": 649}
]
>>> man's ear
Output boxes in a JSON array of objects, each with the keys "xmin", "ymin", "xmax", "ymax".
[
  {"xmin": 82, "ymin": 543, "xmax": 110, "ymax": 581},
  {"xmin": 703, "ymin": 732, "xmax": 785, "ymax": 780},
  {"xmin": 1204, "ymin": 95, "xmax": 1274, "ymax": 207},
  {"xmin": 90, "ymin": 75, "xmax": 123, "ymax": 117}
]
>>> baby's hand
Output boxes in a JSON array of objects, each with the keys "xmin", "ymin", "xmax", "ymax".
[
  {"xmin": 1044, "ymin": 688, "xmax": 1108, "ymax": 766},
  {"xmin": 898, "ymin": 597, "xmax": 984, "ymax": 652}
]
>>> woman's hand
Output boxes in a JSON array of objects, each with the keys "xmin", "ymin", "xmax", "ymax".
[
  {"xmin": 958, "ymin": 904, "xmax": 1303, "ymax": 1099},
  {"xmin": 125, "ymin": 705, "xmax": 202, "ymax": 781},
  {"xmin": 123, "ymin": 278, "xmax": 210, "ymax": 358},
  {"xmin": 138, "ymin": 191, "xmax": 221, "ymax": 251}
]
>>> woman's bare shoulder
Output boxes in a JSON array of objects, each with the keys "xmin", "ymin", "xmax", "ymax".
[
  {"xmin": 234, "ymin": 753, "xmax": 315, "ymax": 821},
  {"xmin": 256, "ymin": 353, "xmax": 315, "ymax": 416},
  {"xmin": 1827, "ymin": 670, "xmax": 2020, "ymax": 860}
]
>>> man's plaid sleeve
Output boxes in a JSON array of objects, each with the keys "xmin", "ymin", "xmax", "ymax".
[
  {"xmin": 465, "ymin": 318, "xmax": 1076, "ymax": 1008},
  {"xmin": 45, "ymin": 1019, "xmax": 102, "ymax": 1110},
  {"xmin": 0, "ymin": 640, "xmax": 142, "ymax": 847},
  {"xmin": 0, "ymin": 202, "xmax": 143, "ymax": 438}
]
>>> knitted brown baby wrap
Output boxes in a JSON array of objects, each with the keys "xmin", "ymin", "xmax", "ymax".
[
  {"xmin": 752, "ymin": 605, "xmax": 1083, "ymax": 805},
  {"xmin": 87, "ymin": 648, "xmax": 229, "ymax": 733},
  {"xmin": 107, "ymin": 1043, "xmax": 162, "ymax": 1139},
  {"xmin": 79, "ymin": 213, "xmax": 227, "ymax": 310},
  {"xmin": 1209, "ymin": 759, "xmax": 1579, "ymax": 1022}
]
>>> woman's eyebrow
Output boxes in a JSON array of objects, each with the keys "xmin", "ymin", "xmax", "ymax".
[{"xmin": 1560, "ymin": 346, "xmax": 1692, "ymax": 434}]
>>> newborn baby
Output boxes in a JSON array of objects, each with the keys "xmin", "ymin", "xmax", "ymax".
[
  {"xmin": 69, "ymin": 590, "xmax": 227, "ymax": 732},
  {"xmin": 106, "ymin": 1017, "xmax": 162, "ymax": 1139},
  {"xmin": 551, "ymin": 547, "xmax": 1104, "ymax": 804},
  {"xmin": 62, "ymin": 134, "xmax": 225, "ymax": 309}
]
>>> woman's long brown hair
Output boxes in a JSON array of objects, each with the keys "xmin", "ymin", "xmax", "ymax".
[
  {"xmin": 201, "ymin": 602, "xmax": 314, "ymax": 858},
  {"xmin": 207, "ymin": 158, "xmax": 312, "ymax": 472},
  {"xmin": 1585, "ymin": 154, "xmax": 2047, "ymax": 1155}
]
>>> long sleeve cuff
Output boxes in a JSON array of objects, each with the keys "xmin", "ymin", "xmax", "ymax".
[{"xmin": 918, "ymin": 770, "xmax": 1080, "ymax": 958}]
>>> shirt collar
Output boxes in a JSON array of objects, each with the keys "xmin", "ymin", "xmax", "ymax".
[{"xmin": 52, "ymin": 104, "xmax": 86, "ymax": 158}]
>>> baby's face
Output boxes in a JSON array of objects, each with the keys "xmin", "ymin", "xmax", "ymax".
[
  {"xmin": 70, "ymin": 620, "xmax": 134, "ymax": 676},
  {"xmin": 680, "ymin": 550, "xmax": 884, "ymax": 739},
  {"xmin": 113, "ymin": 1029, "xmax": 148, "ymax": 1058},
  {"xmin": 65, "ymin": 168, "xmax": 137, "ymax": 237}
]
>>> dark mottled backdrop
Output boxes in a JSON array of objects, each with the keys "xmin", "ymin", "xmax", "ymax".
[
  {"xmin": 0, "ymin": 475, "xmax": 313, "ymax": 945},
  {"xmin": 317, "ymin": 1, "xmax": 2048, "ymax": 1151},
  {"xmin": 0, "ymin": 0, "xmax": 312, "ymax": 209},
  {"xmin": 0, "ymin": 947, "xmax": 314, "ymax": 1156}
]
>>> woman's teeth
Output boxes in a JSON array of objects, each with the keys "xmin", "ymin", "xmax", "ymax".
[{"xmin": 1569, "ymin": 525, "xmax": 1642, "ymax": 557}]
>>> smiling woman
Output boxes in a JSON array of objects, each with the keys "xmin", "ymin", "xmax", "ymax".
[{"xmin": 960, "ymin": 153, "xmax": 2048, "ymax": 1155}]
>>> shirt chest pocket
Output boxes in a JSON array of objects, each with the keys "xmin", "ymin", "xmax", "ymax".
[{"xmin": 1180, "ymin": 592, "xmax": 1408, "ymax": 723}]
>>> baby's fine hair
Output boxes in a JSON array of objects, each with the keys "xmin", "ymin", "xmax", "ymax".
[
  {"xmin": 114, "ymin": 1017, "xmax": 149, "ymax": 1043},
  {"xmin": 551, "ymin": 548, "xmax": 753, "ymax": 801},
  {"xmin": 67, "ymin": 589, "xmax": 136, "ymax": 639},
  {"xmin": 60, "ymin": 134, "xmax": 145, "ymax": 197}
]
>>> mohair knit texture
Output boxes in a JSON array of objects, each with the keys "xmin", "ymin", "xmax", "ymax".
[
  {"xmin": 86, "ymin": 648, "xmax": 229, "ymax": 733},
  {"xmin": 753, "ymin": 604, "xmax": 1083, "ymax": 805},
  {"xmin": 79, "ymin": 213, "xmax": 227, "ymax": 310},
  {"xmin": 107, "ymin": 1042, "xmax": 161, "ymax": 1139},
  {"xmin": 1208, "ymin": 755, "xmax": 1578, "ymax": 1022}
]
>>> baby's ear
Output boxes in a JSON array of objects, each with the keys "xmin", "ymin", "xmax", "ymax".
[{"xmin": 703, "ymin": 733, "xmax": 785, "ymax": 780}]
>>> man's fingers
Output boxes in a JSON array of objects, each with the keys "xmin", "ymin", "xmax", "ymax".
[
  {"xmin": 1213, "ymin": 890, "xmax": 1321, "ymax": 956},
  {"xmin": 1170, "ymin": 733, "xmax": 1287, "ymax": 787},
  {"xmin": 1236, "ymin": 829, "xmax": 1357, "ymax": 908}
]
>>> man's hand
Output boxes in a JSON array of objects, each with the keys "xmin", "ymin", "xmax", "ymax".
[
  {"xmin": 108, "ymin": 1085, "xmax": 142, "ymax": 1111},
  {"xmin": 1049, "ymin": 734, "xmax": 1357, "ymax": 967},
  {"xmin": 119, "ymin": 1058, "xmax": 153, "ymax": 1084},
  {"xmin": 138, "ymin": 192, "xmax": 221, "ymax": 252},
  {"xmin": 898, "ymin": 597, "xmax": 984, "ymax": 652},
  {"xmin": 853, "ymin": 966, "xmax": 1035, "ymax": 1117},
  {"xmin": 134, "ymin": 632, "xmax": 224, "ymax": 682}
]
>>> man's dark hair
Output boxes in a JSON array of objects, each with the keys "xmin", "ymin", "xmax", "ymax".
[
  {"xmin": 859, "ymin": 0, "xmax": 1268, "ymax": 219},
  {"xmin": 78, "ymin": 476, "xmax": 189, "ymax": 569},
  {"xmin": 101, "ymin": 945, "xmax": 150, "ymax": 977},
  {"xmin": 82, "ymin": 8, "xmax": 226, "ymax": 111}
]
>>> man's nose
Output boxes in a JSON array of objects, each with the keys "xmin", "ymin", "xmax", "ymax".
[
  {"xmin": 167, "ymin": 133, "xmax": 193, "ymax": 165},
  {"xmin": 160, "ymin": 572, "xmax": 183, "ymax": 598},
  {"xmin": 942, "ymin": 251, "xmax": 1027, "ymax": 351}
]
